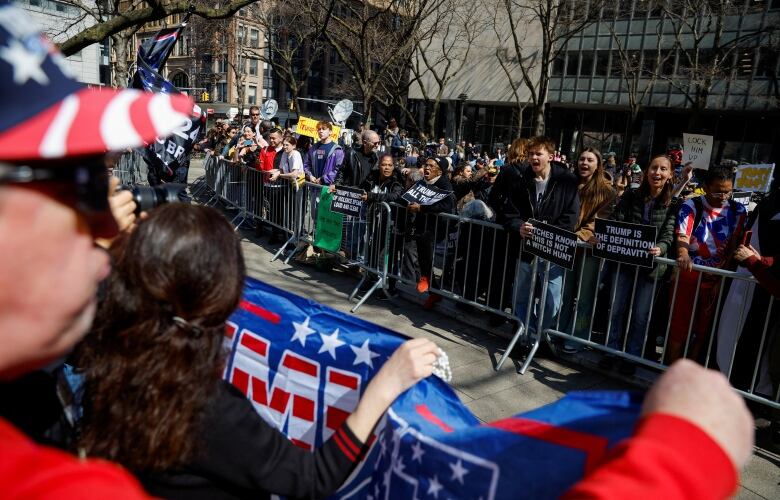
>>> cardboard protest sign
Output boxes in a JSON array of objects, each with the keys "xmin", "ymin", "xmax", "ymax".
[
  {"xmin": 401, "ymin": 181, "xmax": 452, "ymax": 206},
  {"xmin": 683, "ymin": 133, "xmax": 713, "ymax": 170},
  {"xmin": 296, "ymin": 116, "xmax": 341, "ymax": 142},
  {"xmin": 313, "ymin": 187, "xmax": 343, "ymax": 252},
  {"xmin": 593, "ymin": 218, "xmax": 658, "ymax": 268},
  {"xmin": 330, "ymin": 186, "xmax": 365, "ymax": 217},
  {"xmin": 734, "ymin": 163, "xmax": 775, "ymax": 193},
  {"xmin": 523, "ymin": 219, "xmax": 578, "ymax": 270}
]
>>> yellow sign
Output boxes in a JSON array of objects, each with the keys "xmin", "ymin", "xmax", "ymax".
[
  {"xmin": 295, "ymin": 116, "xmax": 341, "ymax": 143},
  {"xmin": 734, "ymin": 163, "xmax": 775, "ymax": 192}
]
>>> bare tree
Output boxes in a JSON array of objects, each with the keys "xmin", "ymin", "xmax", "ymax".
[
  {"xmin": 497, "ymin": 0, "xmax": 605, "ymax": 135},
  {"xmin": 408, "ymin": 0, "xmax": 489, "ymax": 137},
  {"xmin": 313, "ymin": 0, "xmax": 441, "ymax": 126},
  {"xmin": 58, "ymin": 0, "xmax": 259, "ymax": 58},
  {"xmin": 659, "ymin": 0, "xmax": 772, "ymax": 129},
  {"xmin": 608, "ymin": 17, "xmax": 677, "ymax": 157},
  {"xmin": 254, "ymin": 0, "xmax": 330, "ymax": 118}
]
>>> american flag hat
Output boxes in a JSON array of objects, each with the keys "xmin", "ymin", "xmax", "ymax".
[{"xmin": 0, "ymin": 0, "xmax": 192, "ymax": 162}]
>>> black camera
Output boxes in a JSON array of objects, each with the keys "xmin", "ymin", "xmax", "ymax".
[{"xmin": 119, "ymin": 183, "xmax": 189, "ymax": 215}]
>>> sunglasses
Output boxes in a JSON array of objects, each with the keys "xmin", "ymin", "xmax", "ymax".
[
  {"xmin": 250, "ymin": 113, "xmax": 260, "ymax": 117},
  {"xmin": 0, "ymin": 159, "xmax": 116, "ymax": 237}
]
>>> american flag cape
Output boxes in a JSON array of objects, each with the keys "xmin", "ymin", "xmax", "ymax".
[
  {"xmin": 224, "ymin": 277, "xmax": 641, "ymax": 499},
  {"xmin": 129, "ymin": 16, "xmax": 205, "ymax": 179}
]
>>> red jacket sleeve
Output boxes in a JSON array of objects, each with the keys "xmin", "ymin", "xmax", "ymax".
[
  {"xmin": 745, "ymin": 255, "xmax": 780, "ymax": 297},
  {"xmin": 0, "ymin": 418, "xmax": 151, "ymax": 499},
  {"xmin": 563, "ymin": 413, "xmax": 738, "ymax": 500}
]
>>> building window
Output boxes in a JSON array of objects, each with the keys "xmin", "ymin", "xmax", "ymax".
[
  {"xmin": 757, "ymin": 48, "xmax": 778, "ymax": 77},
  {"xmin": 238, "ymin": 25, "xmax": 245, "ymax": 45},
  {"xmin": 594, "ymin": 51, "xmax": 609, "ymax": 76},
  {"xmin": 736, "ymin": 49, "xmax": 756, "ymax": 77},
  {"xmin": 176, "ymin": 36, "xmax": 189, "ymax": 57},
  {"xmin": 580, "ymin": 51, "xmax": 594, "ymax": 77},
  {"xmin": 247, "ymin": 58, "xmax": 257, "ymax": 76},
  {"xmin": 566, "ymin": 53, "xmax": 579, "ymax": 77},
  {"xmin": 218, "ymin": 55, "xmax": 228, "ymax": 74},
  {"xmin": 172, "ymin": 72, "xmax": 189, "ymax": 89},
  {"xmin": 247, "ymin": 85, "xmax": 257, "ymax": 105},
  {"xmin": 329, "ymin": 49, "xmax": 338, "ymax": 65},
  {"xmin": 217, "ymin": 82, "xmax": 228, "ymax": 102},
  {"xmin": 250, "ymin": 29, "xmax": 260, "ymax": 49},
  {"xmin": 29, "ymin": 0, "xmax": 41, "ymax": 6},
  {"xmin": 552, "ymin": 55, "xmax": 565, "ymax": 76}
]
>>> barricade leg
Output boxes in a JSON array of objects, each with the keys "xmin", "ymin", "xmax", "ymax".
[{"xmin": 495, "ymin": 257, "xmax": 538, "ymax": 371}]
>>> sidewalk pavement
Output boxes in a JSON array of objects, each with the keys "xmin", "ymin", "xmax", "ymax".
[{"xmin": 188, "ymin": 159, "xmax": 778, "ymax": 500}]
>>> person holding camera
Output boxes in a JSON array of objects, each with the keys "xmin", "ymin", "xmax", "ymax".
[{"xmin": 66, "ymin": 203, "xmax": 440, "ymax": 499}]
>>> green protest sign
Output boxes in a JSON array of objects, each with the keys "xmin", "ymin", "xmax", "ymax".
[{"xmin": 313, "ymin": 186, "xmax": 343, "ymax": 253}]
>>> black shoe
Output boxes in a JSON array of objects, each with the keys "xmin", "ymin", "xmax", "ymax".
[{"xmin": 376, "ymin": 289, "xmax": 399, "ymax": 301}]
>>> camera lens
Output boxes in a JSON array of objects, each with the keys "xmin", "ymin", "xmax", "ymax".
[{"xmin": 119, "ymin": 183, "xmax": 189, "ymax": 215}]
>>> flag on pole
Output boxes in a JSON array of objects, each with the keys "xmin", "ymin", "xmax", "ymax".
[
  {"xmin": 128, "ymin": 12, "xmax": 204, "ymax": 181},
  {"xmin": 225, "ymin": 278, "xmax": 641, "ymax": 499}
]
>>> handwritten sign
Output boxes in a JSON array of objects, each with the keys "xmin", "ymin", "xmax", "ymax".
[
  {"xmin": 734, "ymin": 163, "xmax": 775, "ymax": 193},
  {"xmin": 683, "ymin": 133, "xmax": 713, "ymax": 170},
  {"xmin": 401, "ymin": 181, "xmax": 451, "ymax": 206},
  {"xmin": 523, "ymin": 219, "xmax": 578, "ymax": 271},
  {"xmin": 296, "ymin": 115, "xmax": 341, "ymax": 142},
  {"xmin": 593, "ymin": 218, "xmax": 658, "ymax": 268},
  {"xmin": 330, "ymin": 186, "xmax": 365, "ymax": 217}
]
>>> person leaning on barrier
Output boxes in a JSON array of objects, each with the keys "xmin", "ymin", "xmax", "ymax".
[
  {"xmin": 335, "ymin": 129, "xmax": 380, "ymax": 188},
  {"xmin": 598, "ymin": 155, "xmax": 680, "ymax": 375},
  {"xmin": 408, "ymin": 156, "xmax": 456, "ymax": 310},
  {"xmin": 0, "ymin": 1, "xmax": 192, "ymax": 494},
  {"xmin": 65, "ymin": 203, "xmax": 441, "ymax": 499},
  {"xmin": 303, "ymin": 121, "xmax": 344, "ymax": 185},
  {"xmin": 558, "ymin": 148, "xmax": 617, "ymax": 354},
  {"xmin": 488, "ymin": 136, "xmax": 580, "ymax": 339},
  {"xmin": 668, "ymin": 166, "xmax": 748, "ymax": 363},
  {"xmin": 269, "ymin": 135, "xmax": 304, "ymax": 181}
]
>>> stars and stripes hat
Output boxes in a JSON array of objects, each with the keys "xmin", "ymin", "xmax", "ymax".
[{"xmin": 0, "ymin": 0, "xmax": 193, "ymax": 162}]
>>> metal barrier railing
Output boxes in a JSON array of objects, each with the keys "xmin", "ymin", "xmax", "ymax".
[
  {"xmin": 193, "ymin": 160, "xmax": 779, "ymax": 411},
  {"xmin": 110, "ymin": 150, "xmax": 147, "ymax": 185}
]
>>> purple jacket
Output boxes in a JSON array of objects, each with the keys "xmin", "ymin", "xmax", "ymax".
[{"xmin": 303, "ymin": 142, "xmax": 344, "ymax": 184}]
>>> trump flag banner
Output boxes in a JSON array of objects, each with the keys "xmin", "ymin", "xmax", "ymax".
[{"xmin": 224, "ymin": 277, "xmax": 641, "ymax": 499}]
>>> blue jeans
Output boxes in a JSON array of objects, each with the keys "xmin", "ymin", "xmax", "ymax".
[
  {"xmin": 514, "ymin": 260, "xmax": 564, "ymax": 337},
  {"xmin": 606, "ymin": 265, "xmax": 656, "ymax": 356}
]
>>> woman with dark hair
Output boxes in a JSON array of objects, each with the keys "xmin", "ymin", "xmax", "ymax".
[
  {"xmin": 558, "ymin": 148, "xmax": 616, "ymax": 352},
  {"xmin": 71, "ymin": 204, "xmax": 439, "ymax": 499},
  {"xmin": 450, "ymin": 161, "xmax": 491, "ymax": 213},
  {"xmin": 600, "ymin": 154, "xmax": 680, "ymax": 374}
]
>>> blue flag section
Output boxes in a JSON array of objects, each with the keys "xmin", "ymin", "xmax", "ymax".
[
  {"xmin": 224, "ymin": 277, "xmax": 642, "ymax": 499},
  {"xmin": 129, "ymin": 15, "xmax": 205, "ymax": 180}
]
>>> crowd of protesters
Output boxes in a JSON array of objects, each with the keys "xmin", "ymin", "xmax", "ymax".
[
  {"xmin": 211, "ymin": 116, "xmax": 778, "ymax": 433},
  {"xmin": 0, "ymin": 8, "xmax": 768, "ymax": 499}
]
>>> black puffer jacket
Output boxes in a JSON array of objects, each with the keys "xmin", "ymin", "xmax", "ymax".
[
  {"xmin": 489, "ymin": 160, "xmax": 580, "ymax": 232},
  {"xmin": 359, "ymin": 168, "xmax": 405, "ymax": 204}
]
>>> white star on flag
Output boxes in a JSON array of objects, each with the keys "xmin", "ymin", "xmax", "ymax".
[
  {"xmin": 411, "ymin": 441, "xmax": 425, "ymax": 462},
  {"xmin": 449, "ymin": 459, "xmax": 469, "ymax": 484},
  {"xmin": 0, "ymin": 39, "xmax": 49, "ymax": 85},
  {"xmin": 351, "ymin": 339, "xmax": 380, "ymax": 368},
  {"xmin": 394, "ymin": 456, "xmax": 405, "ymax": 473},
  {"xmin": 291, "ymin": 317, "xmax": 316, "ymax": 346},
  {"xmin": 318, "ymin": 329, "xmax": 345, "ymax": 359},
  {"xmin": 427, "ymin": 475, "xmax": 443, "ymax": 498}
]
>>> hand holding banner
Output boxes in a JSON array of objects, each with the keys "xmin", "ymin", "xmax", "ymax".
[
  {"xmin": 523, "ymin": 219, "xmax": 578, "ymax": 270},
  {"xmin": 401, "ymin": 181, "xmax": 452, "ymax": 206}
]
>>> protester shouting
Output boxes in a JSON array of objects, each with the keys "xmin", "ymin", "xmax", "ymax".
[
  {"xmin": 558, "ymin": 148, "xmax": 616, "ymax": 353},
  {"xmin": 599, "ymin": 154, "xmax": 680, "ymax": 375}
]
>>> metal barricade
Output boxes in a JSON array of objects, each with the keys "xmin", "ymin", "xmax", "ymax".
[
  {"xmin": 110, "ymin": 149, "xmax": 147, "ymax": 185},
  {"xmin": 189, "ymin": 153, "xmax": 215, "ymax": 199},
  {"xmin": 542, "ymin": 243, "xmax": 779, "ymax": 411},
  {"xmin": 248, "ymin": 169, "xmax": 304, "ymax": 262}
]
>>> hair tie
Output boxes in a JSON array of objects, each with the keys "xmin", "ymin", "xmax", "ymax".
[{"xmin": 172, "ymin": 316, "xmax": 203, "ymax": 337}]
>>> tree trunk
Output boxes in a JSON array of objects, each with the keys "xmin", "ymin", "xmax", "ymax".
[
  {"xmin": 111, "ymin": 32, "xmax": 133, "ymax": 88},
  {"xmin": 532, "ymin": 103, "xmax": 545, "ymax": 136}
]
